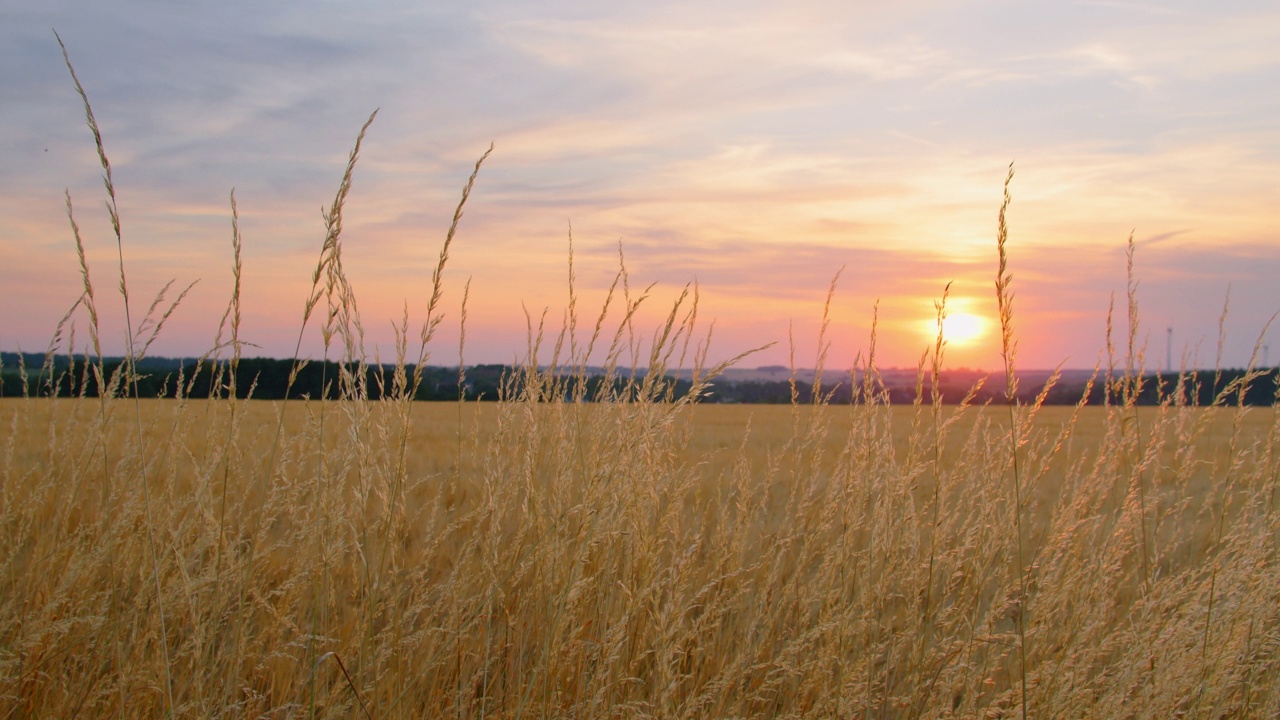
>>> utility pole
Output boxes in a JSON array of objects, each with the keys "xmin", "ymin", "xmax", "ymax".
[{"xmin": 1166, "ymin": 326, "xmax": 1173, "ymax": 375}]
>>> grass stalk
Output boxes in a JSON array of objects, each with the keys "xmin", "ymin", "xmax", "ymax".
[
  {"xmin": 56, "ymin": 31, "xmax": 177, "ymax": 717},
  {"xmin": 994, "ymin": 162, "xmax": 1029, "ymax": 718}
]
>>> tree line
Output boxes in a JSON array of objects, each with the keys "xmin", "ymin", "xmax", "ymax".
[
  {"xmin": 2, "ymin": 352, "xmax": 1276, "ymax": 406},
  {"xmin": 0, "ymin": 354, "xmax": 697, "ymax": 402}
]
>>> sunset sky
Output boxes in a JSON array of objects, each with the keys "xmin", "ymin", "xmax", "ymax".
[{"xmin": 3, "ymin": 1, "xmax": 1278, "ymax": 372}]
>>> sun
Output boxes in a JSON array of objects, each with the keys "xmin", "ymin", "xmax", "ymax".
[{"xmin": 923, "ymin": 311, "xmax": 989, "ymax": 347}]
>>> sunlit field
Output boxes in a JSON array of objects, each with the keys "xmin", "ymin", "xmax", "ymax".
[{"xmin": 3, "ymin": 44, "xmax": 1280, "ymax": 719}]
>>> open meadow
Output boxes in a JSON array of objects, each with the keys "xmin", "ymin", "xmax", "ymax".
[{"xmin": 3, "ymin": 390, "xmax": 1279, "ymax": 717}]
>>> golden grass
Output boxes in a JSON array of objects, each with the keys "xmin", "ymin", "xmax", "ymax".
[
  {"xmin": 3, "ymin": 39, "xmax": 1280, "ymax": 718},
  {"xmin": 2, "ymin": 395, "xmax": 1279, "ymax": 718}
]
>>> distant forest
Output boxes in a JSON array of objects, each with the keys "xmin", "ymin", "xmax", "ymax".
[{"xmin": 2, "ymin": 352, "xmax": 1277, "ymax": 406}]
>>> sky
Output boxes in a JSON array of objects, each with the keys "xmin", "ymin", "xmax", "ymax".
[{"xmin": 2, "ymin": 1, "xmax": 1278, "ymax": 372}]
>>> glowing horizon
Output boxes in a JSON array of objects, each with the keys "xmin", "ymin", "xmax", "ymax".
[{"xmin": 2, "ymin": 2, "xmax": 1278, "ymax": 373}]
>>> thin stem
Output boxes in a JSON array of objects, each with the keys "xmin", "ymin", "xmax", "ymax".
[
  {"xmin": 994, "ymin": 162, "xmax": 1029, "ymax": 719},
  {"xmin": 57, "ymin": 31, "xmax": 176, "ymax": 717}
]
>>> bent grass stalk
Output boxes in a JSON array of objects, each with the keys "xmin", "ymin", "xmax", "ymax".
[{"xmin": 265, "ymin": 109, "xmax": 379, "ymax": 484}]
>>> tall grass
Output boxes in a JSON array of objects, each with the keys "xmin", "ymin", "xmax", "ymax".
[{"xmin": 2, "ymin": 47, "xmax": 1280, "ymax": 719}]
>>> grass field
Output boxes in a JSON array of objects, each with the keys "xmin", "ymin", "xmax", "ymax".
[
  {"xmin": 2, "ymin": 391, "xmax": 1278, "ymax": 718},
  {"xmin": 3, "ymin": 42, "xmax": 1279, "ymax": 717}
]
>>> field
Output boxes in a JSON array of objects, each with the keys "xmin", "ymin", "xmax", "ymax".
[
  {"xmin": 4, "ymin": 45, "xmax": 1279, "ymax": 717},
  {"xmin": 3, "ymin": 390, "xmax": 1279, "ymax": 718}
]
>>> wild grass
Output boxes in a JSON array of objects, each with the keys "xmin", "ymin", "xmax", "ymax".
[{"xmin": 3, "ymin": 43, "xmax": 1280, "ymax": 719}]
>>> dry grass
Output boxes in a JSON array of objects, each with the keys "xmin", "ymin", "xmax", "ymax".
[
  {"xmin": 3, "ymin": 391, "xmax": 1279, "ymax": 718},
  {"xmin": 2, "ymin": 41, "xmax": 1280, "ymax": 719}
]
